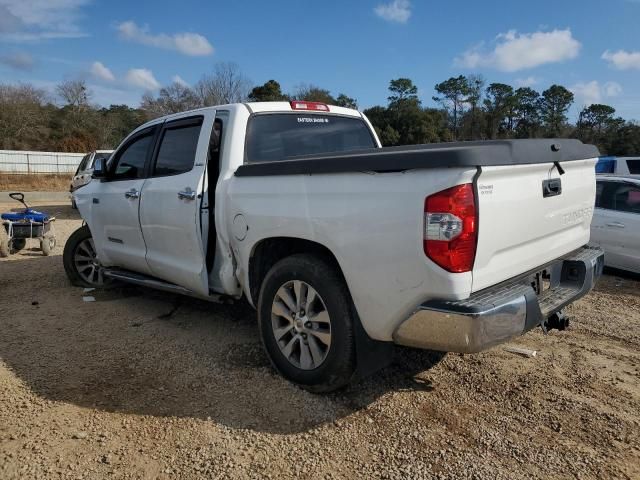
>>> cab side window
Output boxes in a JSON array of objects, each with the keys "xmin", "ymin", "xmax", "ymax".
[
  {"xmin": 612, "ymin": 184, "xmax": 640, "ymax": 214},
  {"xmin": 111, "ymin": 129, "xmax": 155, "ymax": 180},
  {"xmin": 153, "ymin": 117, "xmax": 203, "ymax": 177},
  {"xmin": 596, "ymin": 181, "xmax": 640, "ymax": 214}
]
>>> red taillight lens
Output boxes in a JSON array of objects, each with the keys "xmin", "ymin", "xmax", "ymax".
[
  {"xmin": 290, "ymin": 100, "xmax": 330, "ymax": 112},
  {"xmin": 424, "ymin": 183, "xmax": 477, "ymax": 273}
]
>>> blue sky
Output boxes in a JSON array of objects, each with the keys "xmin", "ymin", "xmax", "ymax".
[{"xmin": 1, "ymin": 0, "xmax": 639, "ymax": 120}]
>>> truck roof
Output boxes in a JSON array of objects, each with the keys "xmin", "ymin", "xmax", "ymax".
[{"xmin": 137, "ymin": 102, "xmax": 362, "ymax": 130}]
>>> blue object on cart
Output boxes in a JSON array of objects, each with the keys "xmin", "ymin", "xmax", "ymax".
[{"xmin": 1, "ymin": 209, "xmax": 50, "ymax": 223}]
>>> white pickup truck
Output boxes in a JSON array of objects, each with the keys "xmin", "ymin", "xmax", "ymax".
[{"xmin": 64, "ymin": 101, "xmax": 604, "ymax": 392}]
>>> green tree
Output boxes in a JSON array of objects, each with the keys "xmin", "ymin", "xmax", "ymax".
[
  {"xmin": 465, "ymin": 75, "xmax": 485, "ymax": 140},
  {"xmin": 248, "ymin": 80, "xmax": 289, "ymax": 102},
  {"xmin": 578, "ymin": 104, "xmax": 616, "ymax": 137},
  {"xmin": 140, "ymin": 82, "xmax": 201, "ymax": 119},
  {"xmin": 387, "ymin": 78, "xmax": 418, "ymax": 103},
  {"xmin": 483, "ymin": 83, "xmax": 514, "ymax": 139},
  {"xmin": 513, "ymin": 87, "xmax": 541, "ymax": 138},
  {"xmin": 433, "ymin": 75, "xmax": 470, "ymax": 140},
  {"xmin": 293, "ymin": 84, "xmax": 336, "ymax": 104},
  {"xmin": 335, "ymin": 93, "xmax": 358, "ymax": 109},
  {"xmin": 365, "ymin": 80, "xmax": 448, "ymax": 147},
  {"xmin": 608, "ymin": 123, "xmax": 640, "ymax": 156},
  {"xmin": 540, "ymin": 85, "xmax": 574, "ymax": 137}
]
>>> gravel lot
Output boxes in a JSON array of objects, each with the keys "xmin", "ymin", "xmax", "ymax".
[{"xmin": 0, "ymin": 202, "xmax": 638, "ymax": 479}]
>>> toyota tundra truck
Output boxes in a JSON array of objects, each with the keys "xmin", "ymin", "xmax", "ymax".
[{"xmin": 64, "ymin": 101, "xmax": 604, "ymax": 392}]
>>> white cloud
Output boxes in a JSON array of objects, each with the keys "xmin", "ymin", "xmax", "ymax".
[
  {"xmin": 90, "ymin": 61, "xmax": 115, "ymax": 82},
  {"xmin": 602, "ymin": 49, "xmax": 640, "ymax": 70},
  {"xmin": 117, "ymin": 21, "xmax": 214, "ymax": 56},
  {"xmin": 571, "ymin": 81, "xmax": 602, "ymax": 106},
  {"xmin": 0, "ymin": 51, "xmax": 34, "ymax": 70},
  {"xmin": 0, "ymin": 0, "xmax": 90, "ymax": 41},
  {"xmin": 455, "ymin": 29, "xmax": 581, "ymax": 72},
  {"xmin": 570, "ymin": 80, "xmax": 623, "ymax": 106},
  {"xmin": 515, "ymin": 76, "xmax": 538, "ymax": 88},
  {"xmin": 125, "ymin": 68, "xmax": 160, "ymax": 90},
  {"xmin": 89, "ymin": 84, "xmax": 145, "ymax": 107},
  {"xmin": 604, "ymin": 81, "xmax": 622, "ymax": 97},
  {"xmin": 374, "ymin": 0, "xmax": 411, "ymax": 24},
  {"xmin": 172, "ymin": 75, "xmax": 189, "ymax": 87}
]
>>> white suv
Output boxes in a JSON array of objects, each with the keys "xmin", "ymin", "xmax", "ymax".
[{"xmin": 591, "ymin": 175, "xmax": 640, "ymax": 273}]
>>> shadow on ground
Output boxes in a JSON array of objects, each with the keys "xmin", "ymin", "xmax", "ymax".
[{"xmin": 0, "ymin": 254, "xmax": 444, "ymax": 434}]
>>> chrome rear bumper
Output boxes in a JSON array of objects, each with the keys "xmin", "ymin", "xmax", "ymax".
[{"xmin": 393, "ymin": 246, "xmax": 604, "ymax": 353}]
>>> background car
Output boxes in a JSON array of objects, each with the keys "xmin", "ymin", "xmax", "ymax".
[
  {"xmin": 595, "ymin": 156, "xmax": 640, "ymax": 175},
  {"xmin": 591, "ymin": 174, "xmax": 640, "ymax": 274},
  {"xmin": 70, "ymin": 150, "xmax": 113, "ymax": 208}
]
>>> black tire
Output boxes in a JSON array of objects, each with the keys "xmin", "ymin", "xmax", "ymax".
[
  {"xmin": 10, "ymin": 238, "xmax": 26, "ymax": 253},
  {"xmin": 63, "ymin": 225, "xmax": 109, "ymax": 287},
  {"xmin": 257, "ymin": 254, "xmax": 356, "ymax": 393},
  {"xmin": 0, "ymin": 225, "xmax": 9, "ymax": 258},
  {"xmin": 41, "ymin": 234, "xmax": 55, "ymax": 256}
]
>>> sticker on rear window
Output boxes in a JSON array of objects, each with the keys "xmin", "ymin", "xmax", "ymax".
[{"xmin": 297, "ymin": 117, "xmax": 329, "ymax": 123}]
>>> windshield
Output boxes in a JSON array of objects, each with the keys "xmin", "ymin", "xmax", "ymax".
[{"xmin": 246, "ymin": 113, "xmax": 376, "ymax": 163}]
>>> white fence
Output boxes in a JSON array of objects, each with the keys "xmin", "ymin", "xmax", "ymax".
[{"xmin": 0, "ymin": 150, "xmax": 85, "ymax": 174}]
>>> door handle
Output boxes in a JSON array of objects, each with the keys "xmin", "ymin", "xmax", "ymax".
[
  {"xmin": 606, "ymin": 222, "xmax": 625, "ymax": 228},
  {"xmin": 178, "ymin": 188, "xmax": 196, "ymax": 201},
  {"xmin": 124, "ymin": 189, "xmax": 140, "ymax": 199}
]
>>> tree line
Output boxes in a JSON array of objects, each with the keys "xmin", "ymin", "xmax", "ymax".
[{"xmin": 1, "ymin": 62, "xmax": 638, "ymax": 156}]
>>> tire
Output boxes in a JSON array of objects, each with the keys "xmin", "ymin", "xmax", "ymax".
[
  {"xmin": 10, "ymin": 238, "xmax": 26, "ymax": 253},
  {"xmin": 0, "ymin": 225, "xmax": 9, "ymax": 258},
  {"xmin": 257, "ymin": 254, "xmax": 356, "ymax": 393},
  {"xmin": 40, "ymin": 234, "xmax": 55, "ymax": 256},
  {"xmin": 63, "ymin": 225, "xmax": 109, "ymax": 287}
]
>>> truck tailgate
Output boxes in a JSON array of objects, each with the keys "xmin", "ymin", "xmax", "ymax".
[{"xmin": 472, "ymin": 158, "xmax": 597, "ymax": 292}]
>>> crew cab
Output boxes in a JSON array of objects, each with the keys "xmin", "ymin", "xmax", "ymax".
[{"xmin": 64, "ymin": 101, "xmax": 604, "ymax": 391}]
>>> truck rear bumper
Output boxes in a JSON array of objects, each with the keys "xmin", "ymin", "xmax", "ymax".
[{"xmin": 393, "ymin": 246, "xmax": 604, "ymax": 353}]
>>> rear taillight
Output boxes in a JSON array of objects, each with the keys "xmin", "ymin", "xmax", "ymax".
[
  {"xmin": 290, "ymin": 100, "xmax": 330, "ymax": 112},
  {"xmin": 424, "ymin": 183, "xmax": 477, "ymax": 273}
]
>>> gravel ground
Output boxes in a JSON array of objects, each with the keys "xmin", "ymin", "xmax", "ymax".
[{"xmin": 0, "ymin": 202, "xmax": 638, "ymax": 479}]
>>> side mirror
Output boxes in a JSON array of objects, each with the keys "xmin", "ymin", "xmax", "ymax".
[{"xmin": 92, "ymin": 157, "xmax": 107, "ymax": 178}]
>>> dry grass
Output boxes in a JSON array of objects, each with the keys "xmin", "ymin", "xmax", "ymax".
[{"xmin": 0, "ymin": 174, "xmax": 71, "ymax": 192}]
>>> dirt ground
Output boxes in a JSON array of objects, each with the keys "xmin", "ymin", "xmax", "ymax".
[
  {"xmin": 0, "ymin": 174, "xmax": 72, "ymax": 192},
  {"xmin": 0, "ymin": 202, "xmax": 638, "ymax": 480}
]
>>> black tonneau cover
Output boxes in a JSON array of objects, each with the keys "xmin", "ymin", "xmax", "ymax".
[{"xmin": 235, "ymin": 139, "xmax": 599, "ymax": 177}]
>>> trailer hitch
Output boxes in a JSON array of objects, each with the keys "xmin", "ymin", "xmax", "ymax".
[{"xmin": 542, "ymin": 310, "xmax": 570, "ymax": 333}]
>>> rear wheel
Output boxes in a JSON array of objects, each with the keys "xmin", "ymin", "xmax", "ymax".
[
  {"xmin": 257, "ymin": 254, "xmax": 356, "ymax": 392},
  {"xmin": 63, "ymin": 225, "xmax": 108, "ymax": 287},
  {"xmin": 0, "ymin": 226, "xmax": 9, "ymax": 258}
]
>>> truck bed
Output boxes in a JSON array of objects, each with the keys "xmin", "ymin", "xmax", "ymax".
[{"xmin": 235, "ymin": 139, "xmax": 599, "ymax": 177}]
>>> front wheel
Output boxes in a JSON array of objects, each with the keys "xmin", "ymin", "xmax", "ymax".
[
  {"xmin": 257, "ymin": 254, "xmax": 356, "ymax": 392},
  {"xmin": 63, "ymin": 225, "xmax": 109, "ymax": 287}
]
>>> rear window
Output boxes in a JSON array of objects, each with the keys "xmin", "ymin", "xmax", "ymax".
[{"xmin": 246, "ymin": 114, "xmax": 376, "ymax": 163}]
